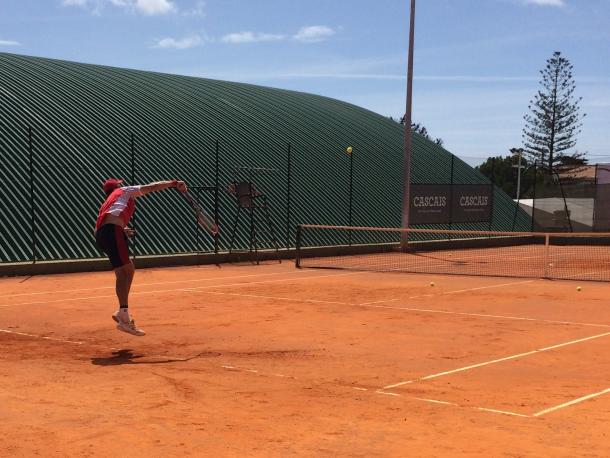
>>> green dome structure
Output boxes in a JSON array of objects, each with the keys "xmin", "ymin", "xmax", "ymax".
[{"xmin": 0, "ymin": 52, "xmax": 529, "ymax": 265}]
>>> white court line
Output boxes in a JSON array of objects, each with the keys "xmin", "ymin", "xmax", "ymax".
[
  {"xmin": 375, "ymin": 390, "xmax": 401, "ymax": 397},
  {"xmin": 384, "ymin": 331, "xmax": 610, "ymax": 390},
  {"xmin": 188, "ymin": 290, "xmax": 350, "ymax": 306},
  {"xmin": 533, "ymin": 388, "xmax": 610, "ymax": 417},
  {"xmin": 0, "ymin": 270, "xmax": 295, "ymax": 299},
  {"xmin": 357, "ymin": 279, "xmax": 536, "ymax": 306},
  {"xmin": 414, "ymin": 397, "xmax": 458, "ymax": 406},
  {"xmin": 0, "ymin": 270, "xmax": 365, "ymax": 308},
  {"xmin": 0, "ymin": 328, "xmax": 86, "ymax": 345},
  {"xmin": 363, "ymin": 304, "xmax": 610, "ymax": 329},
  {"xmin": 369, "ymin": 391, "xmax": 527, "ymax": 417},
  {"xmin": 477, "ymin": 407, "xmax": 530, "ymax": 418},
  {"xmin": 192, "ymin": 287, "xmax": 610, "ymax": 330}
]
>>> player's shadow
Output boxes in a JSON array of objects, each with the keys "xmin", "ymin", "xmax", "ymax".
[{"xmin": 91, "ymin": 349, "xmax": 178, "ymax": 366}]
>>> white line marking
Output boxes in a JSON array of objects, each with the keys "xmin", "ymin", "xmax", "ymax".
[
  {"xmin": 190, "ymin": 290, "xmax": 349, "ymax": 306},
  {"xmin": 405, "ymin": 280, "xmax": 535, "ymax": 301},
  {"xmin": 0, "ymin": 271, "xmax": 295, "ymax": 299},
  {"xmin": 533, "ymin": 388, "xmax": 610, "ymax": 417},
  {"xmin": 358, "ymin": 298, "xmax": 399, "ymax": 306},
  {"xmin": 186, "ymin": 286, "xmax": 609, "ymax": 329},
  {"xmin": 375, "ymin": 390, "xmax": 401, "ymax": 397},
  {"xmin": 384, "ymin": 331, "xmax": 610, "ymax": 389},
  {"xmin": 414, "ymin": 397, "xmax": 458, "ymax": 406},
  {"xmin": 0, "ymin": 328, "xmax": 85, "ymax": 345},
  {"xmin": 477, "ymin": 407, "xmax": 530, "ymax": 418},
  {"xmin": 0, "ymin": 270, "xmax": 364, "ymax": 308},
  {"xmin": 363, "ymin": 304, "xmax": 610, "ymax": 329},
  {"xmin": 353, "ymin": 387, "xmax": 368, "ymax": 391}
]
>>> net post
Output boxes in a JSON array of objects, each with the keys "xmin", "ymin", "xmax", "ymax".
[
  {"xmin": 295, "ymin": 225, "xmax": 302, "ymax": 268},
  {"xmin": 544, "ymin": 233, "xmax": 550, "ymax": 279}
]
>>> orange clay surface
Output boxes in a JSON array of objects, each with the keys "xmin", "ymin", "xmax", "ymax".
[{"xmin": 1, "ymin": 261, "xmax": 609, "ymax": 457}]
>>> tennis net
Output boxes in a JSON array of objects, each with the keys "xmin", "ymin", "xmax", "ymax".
[{"xmin": 295, "ymin": 225, "xmax": 610, "ymax": 282}]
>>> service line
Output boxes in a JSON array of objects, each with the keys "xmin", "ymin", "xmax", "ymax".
[
  {"xmin": 384, "ymin": 331, "xmax": 610, "ymax": 390},
  {"xmin": 533, "ymin": 387, "xmax": 610, "ymax": 417}
]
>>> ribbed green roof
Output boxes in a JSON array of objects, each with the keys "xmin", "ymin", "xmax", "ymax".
[{"xmin": 0, "ymin": 52, "xmax": 529, "ymax": 263}]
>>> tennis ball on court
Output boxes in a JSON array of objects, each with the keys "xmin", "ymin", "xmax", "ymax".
[
  {"xmin": 346, "ymin": 146, "xmax": 353, "ymax": 154},
  {"xmin": 577, "ymin": 286, "xmax": 581, "ymax": 291},
  {"xmin": 430, "ymin": 281, "xmax": 435, "ymax": 287}
]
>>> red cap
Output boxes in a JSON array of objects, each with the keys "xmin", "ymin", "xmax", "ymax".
[{"xmin": 103, "ymin": 178, "xmax": 124, "ymax": 194}]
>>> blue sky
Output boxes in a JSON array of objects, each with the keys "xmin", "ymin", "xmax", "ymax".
[{"xmin": 1, "ymin": 0, "xmax": 608, "ymax": 165}]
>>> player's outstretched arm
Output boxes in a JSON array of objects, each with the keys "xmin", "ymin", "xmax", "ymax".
[{"xmin": 139, "ymin": 180, "xmax": 187, "ymax": 196}]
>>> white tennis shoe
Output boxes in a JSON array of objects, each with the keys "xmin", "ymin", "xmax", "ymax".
[{"xmin": 115, "ymin": 316, "xmax": 146, "ymax": 336}]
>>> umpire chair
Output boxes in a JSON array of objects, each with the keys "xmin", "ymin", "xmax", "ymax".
[{"xmin": 228, "ymin": 181, "xmax": 281, "ymax": 264}]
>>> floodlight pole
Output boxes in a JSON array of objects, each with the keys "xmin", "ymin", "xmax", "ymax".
[
  {"xmin": 511, "ymin": 147, "xmax": 524, "ymax": 199},
  {"xmin": 401, "ymin": 0, "xmax": 416, "ymax": 250}
]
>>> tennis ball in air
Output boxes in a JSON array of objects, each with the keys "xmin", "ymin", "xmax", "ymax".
[
  {"xmin": 577, "ymin": 286, "xmax": 582, "ymax": 291},
  {"xmin": 346, "ymin": 146, "xmax": 353, "ymax": 154}
]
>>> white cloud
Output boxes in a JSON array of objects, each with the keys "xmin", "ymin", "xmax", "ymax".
[
  {"xmin": 221, "ymin": 32, "xmax": 285, "ymax": 44},
  {"xmin": 294, "ymin": 26, "xmax": 335, "ymax": 43},
  {"xmin": 134, "ymin": 0, "xmax": 175, "ymax": 15},
  {"xmin": 522, "ymin": 0, "xmax": 565, "ymax": 6},
  {"xmin": 62, "ymin": 0, "xmax": 176, "ymax": 15},
  {"xmin": 0, "ymin": 40, "xmax": 20, "ymax": 46},
  {"xmin": 153, "ymin": 34, "xmax": 204, "ymax": 49}
]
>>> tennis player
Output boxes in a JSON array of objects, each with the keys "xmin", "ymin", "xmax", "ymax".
[{"xmin": 94, "ymin": 178, "xmax": 187, "ymax": 336}]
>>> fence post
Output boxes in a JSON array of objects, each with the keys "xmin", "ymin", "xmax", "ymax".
[
  {"xmin": 544, "ymin": 233, "xmax": 550, "ymax": 279},
  {"xmin": 488, "ymin": 157, "xmax": 495, "ymax": 232},
  {"xmin": 214, "ymin": 139, "xmax": 220, "ymax": 254},
  {"xmin": 531, "ymin": 162, "xmax": 537, "ymax": 231},
  {"xmin": 348, "ymin": 148, "xmax": 354, "ymax": 245},
  {"xmin": 295, "ymin": 225, "xmax": 302, "ymax": 268},
  {"xmin": 593, "ymin": 164, "xmax": 599, "ymax": 231},
  {"xmin": 449, "ymin": 154, "xmax": 454, "ymax": 237},
  {"xmin": 28, "ymin": 126, "xmax": 37, "ymax": 264},
  {"xmin": 286, "ymin": 143, "xmax": 292, "ymax": 250}
]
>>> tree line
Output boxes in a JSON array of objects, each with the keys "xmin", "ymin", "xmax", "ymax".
[{"xmin": 393, "ymin": 51, "xmax": 587, "ymax": 199}]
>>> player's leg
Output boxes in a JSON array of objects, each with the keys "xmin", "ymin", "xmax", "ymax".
[{"xmin": 96, "ymin": 224, "xmax": 145, "ymax": 336}]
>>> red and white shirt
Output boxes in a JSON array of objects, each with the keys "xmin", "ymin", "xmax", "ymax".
[{"xmin": 95, "ymin": 186, "xmax": 142, "ymax": 231}]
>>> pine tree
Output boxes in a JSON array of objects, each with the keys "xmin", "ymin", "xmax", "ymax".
[{"xmin": 522, "ymin": 51, "xmax": 586, "ymax": 173}]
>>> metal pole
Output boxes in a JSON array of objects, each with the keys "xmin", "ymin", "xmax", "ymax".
[
  {"xmin": 449, "ymin": 154, "xmax": 454, "ymax": 236},
  {"xmin": 400, "ymin": 0, "xmax": 416, "ymax": 250},
  {"xmin": 593, "ymin": 164, "xmax": 599, "ymax": 231},
  {"xmin": 531, "ymin": 162, "xmax": 537, "ymax": 231},
  {"xmin": 214, "ymin": 139, "xmax": 220, "ymax": 254},
  {"xmin": 488, "ymin": 157, "xmax": 495, "ymax": 232},
  {"xmin": 348, "ymin": 148, "xmax": 354, "ymax": 245},
  {"xmin": 286, "ymin": 143, "xmax": 292, "ymax": 250},
  {"xmin": 295, "ymin": 225, "xmax": 302, "ymax": 268},
  {"xmin": 195, "ymin": 187, "xmax": 201, "ymax": 252},
  {"xmin": 516, "ymin": 152, "xmax": 522, "ymax": 199},
  {"xmin": 28, "ymin": 126, "xmax": 36, "ymax": 264}
]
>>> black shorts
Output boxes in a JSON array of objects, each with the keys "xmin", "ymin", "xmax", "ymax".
[{"xmin": 95, "ymin": 224, "xmax": 130, "ymax": 269}]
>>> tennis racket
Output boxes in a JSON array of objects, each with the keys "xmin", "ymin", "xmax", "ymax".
[{"xmin": 182, "ymin": 191, "xmax": 219, "ymax": 236}]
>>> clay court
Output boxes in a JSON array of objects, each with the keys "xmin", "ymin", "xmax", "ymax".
[{"xmin": 1, "ymin": 259, "xmax": 609, "ymax": 457}]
